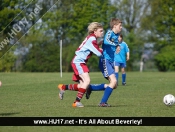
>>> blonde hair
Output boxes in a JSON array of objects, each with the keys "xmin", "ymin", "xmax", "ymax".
[
  {"xmin": 110, "ymin": 18, "xmax": 122, "ymax": 29},
  {"xmin": 88, "ymin": 22, "xmax": 103, "ymax": 34}
]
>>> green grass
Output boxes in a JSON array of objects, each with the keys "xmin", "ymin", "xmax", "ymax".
[{"xmin": 0, "ymin": 72, "xmax": 175, "ymax": 132}]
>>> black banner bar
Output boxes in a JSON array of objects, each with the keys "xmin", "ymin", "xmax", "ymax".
[{"xmin": 0, "ymin": 117, "xmax": 175, "ymax": 126}]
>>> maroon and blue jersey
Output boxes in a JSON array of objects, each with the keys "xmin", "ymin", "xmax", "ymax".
[{"xmin": 72, "ymin": 34, "xmax": 103, "ymax": 64}]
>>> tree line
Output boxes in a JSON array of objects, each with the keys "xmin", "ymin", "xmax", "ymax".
[{"xmin": 0, "ymin": 0, "xmax": 175, "ymax": 72}]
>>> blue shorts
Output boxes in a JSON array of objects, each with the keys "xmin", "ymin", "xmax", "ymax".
[
  {"xmin": 114, "ymin": 62, "xmax": 126, "ymax": 68},
  {"xmin": 99, "ymin": 58, "xmax": 115, "ymax": 79}
]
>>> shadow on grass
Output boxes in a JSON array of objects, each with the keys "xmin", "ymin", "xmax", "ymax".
[
  {"xmin": 86, "ymin": 104, "xmax": 128, "ymax": 107},
  {"xmin": 0, "ymin": 112, "xmax": 20, "ymax": 116},
  {"xmin": 118, "ymin": 85, "xmax": 129, "ymax": 87}
]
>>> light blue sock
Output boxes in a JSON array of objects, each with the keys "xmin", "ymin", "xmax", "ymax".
[
  {"xmin": 100, "ymin": 86, "xmax": 113, "ymax": 103},
  {"xmin": 89, "ymin": 84, "xmax": 105, "ymax": 91},
  {"xmin": 122, "ymin": 73, "xmax": 126, "ymax": 83}
]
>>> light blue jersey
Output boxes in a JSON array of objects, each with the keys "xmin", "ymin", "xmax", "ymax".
[
  {"xmin": 114, "ymin": 41, "xmax": 129, "ymax": 63},
  {"xmin": 102, "ymin": 30, "xmax": 119, "ymax": 62}
]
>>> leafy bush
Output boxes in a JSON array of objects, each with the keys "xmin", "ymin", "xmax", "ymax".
[{"xmin": 154, "ymin": 45, "xmax": 175, "ymax": 71}]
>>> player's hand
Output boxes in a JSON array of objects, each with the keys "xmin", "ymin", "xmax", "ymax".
[
  {"xmin": 98, "ymin": 40, "xmax": 103, "ymax": 46},
  {"xmin": 99, "ymin": 48, "xmax": 103, "ymax": 51},
  {"xmin": 116, "ymin": 45, "xmax": 120, "ymax": 53}
]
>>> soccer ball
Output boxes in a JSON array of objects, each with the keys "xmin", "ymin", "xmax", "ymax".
[{"xmin": 163, "ymin": 94, "xmax": 175, "ymax": 106}]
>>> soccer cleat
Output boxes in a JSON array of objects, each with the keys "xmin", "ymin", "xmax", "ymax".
[
  {"xmin": 98, "ymin": 103, "xmax": 111, "ymax": 107},
  {"xmin": 72, "ymin": 102, "xmax": 84, "ymax": 107},
  {"xmin": 58, "ymin": 84, "xmax": 65, "ymax": 100},
  {"xmin": 85, "ymin": 87, "xmax": 92, "ymax": 99},
  {"xmin": 122, "ymin": 82, "xmax": 126, "ymax": 86}
]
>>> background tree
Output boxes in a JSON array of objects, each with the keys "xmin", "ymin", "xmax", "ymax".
[
  {"xmin": 141, "ymin": 0, "xmax": 175, "ymax": 71},
  {"xmin": 0, "ymin": 0, "xmax": 23, "ymax": 71},
  {"xmin": 1, "ymin": 0, "xmax": 175, "ymax": 72},
  {"xmin": 0, "ymin": 48, "xmax": 16, "ymax": 72},
  {"xmin": 113, "ymin": 0, "xmax": 151, "ymax": 71},
  {"xmin": 154, "ymin": 45, "xmax": 175, "ymax": 71},
  {"xmin": 21, "ymin": 0, "xmax": 117, "ymax": 72}
]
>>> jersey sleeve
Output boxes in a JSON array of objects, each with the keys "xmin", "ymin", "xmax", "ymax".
[
  {"xmin": 103, "ymin": 30, "xmax": 118, "ymax": 46},
  {"xmin": 88, "ymin": 36, "xmax": 103, "ymax": 57},
  {"xmin": 124, "ymin": 42, "xmax": 129, "ymax": 53}
]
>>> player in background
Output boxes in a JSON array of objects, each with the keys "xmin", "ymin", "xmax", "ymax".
[
  {"xmin": 114, "ymin": 34, "xmax": 129, "ymax": 86},
  {"xmin": 58, "ymin": 22, "xmax": 103, "ymax": 107}
]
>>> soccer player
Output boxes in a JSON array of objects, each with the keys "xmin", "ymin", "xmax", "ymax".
[
  {"xmin": 96, "ymin": 18, "xmax": 122, "ymax": 107},
  {"xmin": 58, "ymin": 22, "xmax": 103, "ymax": 107},
  {"xmin": 114, "ymin": 34, "xmax": 129, "ymax": 86}
]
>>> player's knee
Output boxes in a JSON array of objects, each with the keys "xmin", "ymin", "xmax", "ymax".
[
  {"xmin": 110, "ymin": 80, "xmax": 117, "ymax": 89},
  {"xmin": 85, "ymin": 79, "xmax": 90, "ymax": 86},
  {"xmin": 114, "ymin": 84, "xmax": 117, "ymax": 89},
  {"xmin": 114, "ymin": 79, "xmax": 117, "ymax": 86},
  {"xmin": 121, "ymin": 69, "xmax": 125, "ymax": 73}
]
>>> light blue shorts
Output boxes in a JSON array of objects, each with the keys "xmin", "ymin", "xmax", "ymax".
[{"xmin": 114, "ymin": 62, "xmax": 126, "ymax": 68}]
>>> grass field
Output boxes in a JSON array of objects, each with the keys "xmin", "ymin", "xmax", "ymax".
[{"xmin": 0, "ymin": 72, "xmax": 175, "ymax": 132}]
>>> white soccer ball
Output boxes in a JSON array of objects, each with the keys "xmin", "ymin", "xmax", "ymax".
[{"xmin": 163, "ymin": 94, "xmax": 175, "ymax": 106}]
